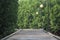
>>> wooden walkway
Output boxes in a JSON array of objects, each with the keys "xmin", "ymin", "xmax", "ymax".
[{"xmin": 6, "ymin": 29, "xmax": 58, "ymax": 40}]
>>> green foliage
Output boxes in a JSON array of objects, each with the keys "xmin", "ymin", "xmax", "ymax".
[
  {"xmin": 50, "ymin": 0, "xmax": 60, "ymax": 33},
  {"xmin": 18, "ymin": 0, "xmax": 43, "ymax": 29},
  {"xmin": 0, "ymin": 0, "xmax": 18, "ymax": 39},
  {"xmin": 0, "ymin": 0, "xmax": 60, "ymax": 38},
  {"xmin": 18, "ymin": 0, "xmax": 60, "ymax": 35}
]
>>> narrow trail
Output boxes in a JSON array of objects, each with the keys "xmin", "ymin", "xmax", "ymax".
[{"xmin": 6, "ymin": 29, "xmax": 57, "ymax": 40}]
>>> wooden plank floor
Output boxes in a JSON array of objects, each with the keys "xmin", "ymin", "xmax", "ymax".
[{"xmin": 6, "ymin": 29, "xmax": 58, "ymax": 40}]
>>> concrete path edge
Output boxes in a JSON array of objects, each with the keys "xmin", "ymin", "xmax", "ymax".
[
  {"xmin": 43, "ymin": 30, "xmax": 60, "ymax": 40},
  {"xmin": 1, "ymin": 29, "xmax": 60, "ymax": 40},
  {"xmin": 1, "ymin": 29, "xmax": 23, "ymax": 40}
]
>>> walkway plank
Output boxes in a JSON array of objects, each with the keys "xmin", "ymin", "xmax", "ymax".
[{"xmin": 6, "ymin": 29, "xmax": 58, "ymax": 40}]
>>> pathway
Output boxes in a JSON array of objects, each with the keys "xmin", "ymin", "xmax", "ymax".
[{"xmin": 6, "ymin": 29, "xmax": 58, "ymax": 40}]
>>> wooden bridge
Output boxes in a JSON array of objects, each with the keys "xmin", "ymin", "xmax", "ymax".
[{"xmin": 2, "ymin": 29, "xmax": 59, "ymax": 40}]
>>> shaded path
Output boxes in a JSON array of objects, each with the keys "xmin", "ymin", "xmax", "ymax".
[{"xmin": 6, "ymin": 29, "xmax": 57, "ymax": 40}]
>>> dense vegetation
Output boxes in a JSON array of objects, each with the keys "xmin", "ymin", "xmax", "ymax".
[
  {"xmin": 0, "ymin": 0, "xmax": 18, "ymax": 39},
  {"xmin": 0, "ymin": 0, "xmax": 60, "ymax": 39},
  {"xmin": 18, "ymin": 0, "xmax": 43, "ymax": 29},
  {"xmin": 18, "ymin": 0, "xmax": 60, "ymax": 35},
  {"xmin": 50, "ymin": 0, "xmax": 60, "ymax": 35}
]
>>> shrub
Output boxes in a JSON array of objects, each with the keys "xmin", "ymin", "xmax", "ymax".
[
  {"xmin": 17, "ymin": 0, "xmax": 44, "ymax": 29},
  {"xmin": 0, "ymin": 0, "xmax": 18, "ymax": 39},
  {"xmin": 18, "ymin": 0, "xmax": 60, "ymax": 35},
  {"xmin": 50, "ymin": 0, "xmax": 60, "ymax": 34}
]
